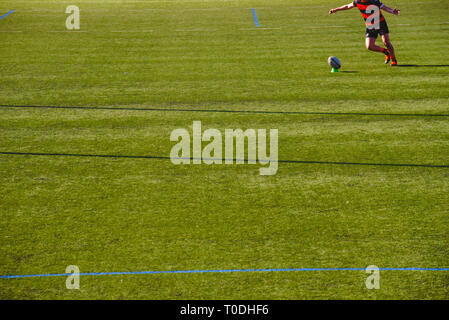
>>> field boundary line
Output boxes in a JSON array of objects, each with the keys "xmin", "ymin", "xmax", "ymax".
[
  {"xmin": 0, "ymin": 9, "xmax": 15, "ymax": 20},
  {"xmin": 2, "ymin": 267, "xmax": 448, "ymax": 279}
]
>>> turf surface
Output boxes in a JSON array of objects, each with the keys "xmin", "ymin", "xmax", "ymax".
[{"xmin": 0, "ymin": 0, "xmax": 448, "ymax": 299}]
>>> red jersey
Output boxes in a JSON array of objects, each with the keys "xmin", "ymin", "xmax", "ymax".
[{"xmin": 353, "ymin": 0, "xmax": 386, "ymax": 26}]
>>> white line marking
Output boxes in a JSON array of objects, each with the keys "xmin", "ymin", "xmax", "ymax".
[
  {"xmin": 111, "ymin": 30, "xmax": 154, "ymax": 33},
  {"xmin": 306, "ymin": 26, "xmax": 347, "ymax": 29},
  {"xmin": 239, "ymin": 27, "xmax": 281, "ymax": 30},
  {"xmin": 175, "ymin": 29, "xmax": 218, "ymax": 32}
]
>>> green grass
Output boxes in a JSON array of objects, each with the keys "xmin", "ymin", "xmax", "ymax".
[{"xmin": 0, "ymin": 0, "xmax": 448, "ymax": 299}]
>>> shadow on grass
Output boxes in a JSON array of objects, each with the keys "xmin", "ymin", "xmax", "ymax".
[
  {"xmin": 339, "ymin": 71, "xmax": 359, "ymax": 73},
  {"xmin": 395, "ymin": 64, "xmax": 449, "ymax": 68}
]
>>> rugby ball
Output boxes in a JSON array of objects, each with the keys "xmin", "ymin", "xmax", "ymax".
[{"xmin": 328, "ymin": 56, "xmax": 341, "ymax": 69}]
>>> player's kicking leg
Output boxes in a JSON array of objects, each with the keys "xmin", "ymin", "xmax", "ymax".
[
  {"xmin": 365, "ymin": 37, "xmax": 391, "ymax": 64},
  {"xmin": 381, "ymin": 33, "xmax": 397, "ymax": 66}
]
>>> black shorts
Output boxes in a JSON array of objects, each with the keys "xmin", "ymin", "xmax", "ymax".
[{"xmin": 365, "ymin": 20, "xmax": 389, "ymax": 38}]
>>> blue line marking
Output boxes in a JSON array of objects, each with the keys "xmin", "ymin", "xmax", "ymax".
[
  {"xmin": 251, "ymin": 8, "xmax": 260, "ymax": 27},
  {"xmin": 0, "ymin": 10, "xmax": 15, "ymax": 20},
  {"xmin": 1, "ymin": 267, "xmax": 448, "ymax": 279}
]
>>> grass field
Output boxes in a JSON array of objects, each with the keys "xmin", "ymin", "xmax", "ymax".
[{"xmin": 0, "ymin": 0, "xmax": 448, "ymax": 299}]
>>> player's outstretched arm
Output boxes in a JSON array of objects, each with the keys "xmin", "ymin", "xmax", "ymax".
[
  {"xmin": 329, "ymin": 3, "xmax": 355, "ymax": 15},
  {"xmin": 381, "ymin": 5, "xmax": 400, "ymax": 16}
]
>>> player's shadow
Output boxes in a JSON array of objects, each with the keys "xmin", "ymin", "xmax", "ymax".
[
  {"xmin": 340, "ymin": 71, "xmax": 359, "ymax": 73},
  {"xmin": 395, "ymin": 64, "xmax": 449, "ymax": 68}
]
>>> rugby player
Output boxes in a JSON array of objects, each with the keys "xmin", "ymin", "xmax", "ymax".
[{"xmin": 329, "ymin": 0, "xmax": 400, "ymax": 66}]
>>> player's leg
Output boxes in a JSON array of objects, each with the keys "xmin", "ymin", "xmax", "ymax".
[
  {"xmin": 381, "ymin": 33, "xmax": 397, "ymax": 66},
  {"xmin": 381, "ymin": 34, "xmax": 394, "ymax": 55},
  {"xmin": 365, "ymin": 37, "xmax": 387, "ymax": 53},
  {"xmin": 379, "ymin": 21, "xmax": 397, "ymax": 66},
  {"xmin": 365, "ymin": 26, "xmax": 391, "ymax": 63}
]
